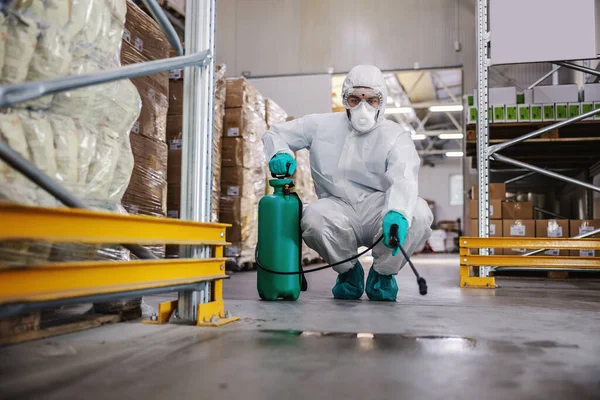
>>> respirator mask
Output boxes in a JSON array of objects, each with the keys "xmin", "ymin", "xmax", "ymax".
[{"xmin": 342, "ymin": 87, "xmax": 383, "ymax": 133}]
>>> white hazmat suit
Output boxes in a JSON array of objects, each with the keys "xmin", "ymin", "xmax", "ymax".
[{"xmin": 263, "ymin": 65, "xmax": 433, "ymax": 276}]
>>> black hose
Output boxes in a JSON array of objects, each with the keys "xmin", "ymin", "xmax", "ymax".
[
  {"xmin": 0, "ymin": 141, "xmax": 158, "ymax": 260},
  {"xmin": 255, "ymin": 235, "xmax": 383, "ymax": 275}
]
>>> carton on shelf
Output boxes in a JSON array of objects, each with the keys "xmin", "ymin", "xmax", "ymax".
[
  {"xmin": 470, "ymin": 219, "xmax": 504, "ymax": 255},
  {"xmin": 471, "ymin": 183, "xmax": 507, "ymax": 200},
  {"xmin": 470, "ymin": 199, "xmax": 502, "ymax": 220},
  {"xmin": 123, "ymin": 0, "xmax": 171, "ymax": 62},
  {"xmin": 533, "ymin": 84, "xmax": 579, "ymax": 104},
  {"xmin": 122, "ymin": 134, "xmax": 168, "ymax": 218},
  {"xmin": 121, "ymin": 42, "xmax": 169, "ymax": 143},
  {"xmin": 569, "ymin": 220, "xmax": 600, "ymax": 257},
  {"xmin": 502, "ymin": 202, "xmax": 533, "ymax": 219},
  {"xmin": 535, "ymin": 220, "xmax": 570, "ymax": 256},
  {"xmin": 503, "ymin": 219, "xmax": 535, "ymax": 255}
]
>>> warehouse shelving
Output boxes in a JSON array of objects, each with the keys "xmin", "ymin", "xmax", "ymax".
[
  {"xmin": 0, "ymin": 0, "xmax": 234, "ymax": 326},
  {"xmin": 464, "ymin": 0, "xmax": 600, "ymax": 285}
]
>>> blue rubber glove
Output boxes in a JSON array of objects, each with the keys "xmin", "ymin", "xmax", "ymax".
[
  {"xmin": 268, "ymin": 153, "xmax": 296, "ymax": 177},
  {"xmin": 383, "ymin": 211, "xmax": 408, "ymax": 256}
]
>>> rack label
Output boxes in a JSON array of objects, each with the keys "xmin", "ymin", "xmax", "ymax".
[
  {"xmin": 227, "ymin": 186, "xmax": 240, "ymax": 196},
  {"xmin": 134, "ymin": 37, "xmax": 144, "ymax": 52},
  {"xmin": 132, "ymin": 121, "xmax": 140, "ymax": 134},
  {"xmin": 490, "ymin": 223, "xmax": 496, "ymax": 236},
  {"xmin": 169, "ymin": 69, "xmax": 183, "ymax": 80},
  {"xmin": 123, "ymin": 29, "xmax": 131, "ymax": 43},
  {"xmin": 548, "ymin": 227, "xmax": 563, "ymax": 237},
  {"xmin": 167, "ymin": 210, "xmax": 179, "ymax": 218},
  {"xmin": 544, "ymin": 249, "xmax": 560, "ymax": 256},
  {"xmin": 510, "ymin": 225, "xmax": 526, "ymax": 236},
  {"xmin": 580, "ymin": 250, "xmax": 595, "ymax": 257},
  {"xmin": 169, "ymin": 139, "xmax": 182, "ymax": 150},
  {"xmin": 227, "ymin": 127, "xmax": 240, "ymax": 137}
]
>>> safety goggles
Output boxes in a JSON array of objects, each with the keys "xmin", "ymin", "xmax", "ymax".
[{"xmin": 342, "ymin": 87, "xmax": 383, "ymax": 109}]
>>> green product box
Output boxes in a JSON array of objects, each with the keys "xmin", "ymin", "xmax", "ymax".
[
  {"xmin": 530, "ymin": 105, "xmax": 543, "ymax": 121},
  {"xmin": 568, "ymin": 103, "xmax": 581, "ymax": 118},
  {"xmin": 594, "ymin": 102, "xmax": 600, "ymax": 120},
  {"xmin": 516, "ymin": 93, "xmax": 525, "ymax": 104},
  {"xmin": 543, "ymin": 104, "xmax": 555, "ymax": 121},
  {"xmin": 517, "ymin": 104, "xmax": 530, "ymax": 122},
  {"xmin": 581, "ymin": 102, "xmax": 593, "ymax": 119},
  {"xmin": 468, "ymin": 106, "xmax": 477, "ymax": 123},
  {"xmin": 467, "ymin": 95, "xmax": 475, "ymax": 107},
  {"xmin": 506, "ymin": 104, "xmax": 518, "ymax": 122},
  {"xmin": 555, "ymin": 103, "xmax": 568, "ymax": 120},
  {"xmin": 493, "ymin": 105, "xmax": 506, "ymax": 122}
]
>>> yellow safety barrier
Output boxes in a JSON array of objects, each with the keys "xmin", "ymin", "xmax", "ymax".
[{"xmin": 459, "ymin": 237, "xmax": 600, "ymax": 289}]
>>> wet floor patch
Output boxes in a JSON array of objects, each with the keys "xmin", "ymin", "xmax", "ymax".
[{"xmin": 261, "ymin": 330, "xmax": 479, "ymax": 353}]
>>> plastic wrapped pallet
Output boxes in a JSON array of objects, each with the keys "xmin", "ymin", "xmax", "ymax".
[
  {"xmin": 220, "ymin": 166, "xmax": 265, "ymax": 264},
  {"xmin": 122, "ymin": 134, "xmax": 168, "ymax": 218},
  {"xmin": 221, "ymin": 77, "xmax": 267, "ymax": 263},
  {"xmin": 265, "ymin": 98, "xmax": 287, "ymax": 130},
  {"xmin": 294, "ymin": 148, "xmax": 320, "ymax": 263},
  {"xmin": 0, "ymin": 0, "xmax": 142, "ymax": 271},
  {"xmin": 225, "ymin": 77, "xmax": 265, "ymax": 121}
]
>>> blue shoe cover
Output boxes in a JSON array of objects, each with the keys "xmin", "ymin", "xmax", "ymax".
[
  {"xmin": 332, "ymin": 262, "xmax": 364, "ymax": 300},
  {"xmin": 365, "ymin": 266, "xmax": 398, "ymax": 301}
]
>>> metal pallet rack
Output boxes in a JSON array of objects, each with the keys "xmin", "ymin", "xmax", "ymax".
[
  {"xmin": 0, "ymin": 0, "xmax": 237, "ymax": 326},
  {"xmin": 462, "ymin": 0, "xmax": 600, "ymax": 288}
]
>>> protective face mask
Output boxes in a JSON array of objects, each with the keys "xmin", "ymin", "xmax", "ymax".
[{"xmin": 349, "ymin": 102, "xmax": 378, "ymax": 133}]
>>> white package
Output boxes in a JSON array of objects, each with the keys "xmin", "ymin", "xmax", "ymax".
[
  {"xmin": 101, "ymin": 80, "xmax": 142, "ymax": 134},
  {"xmin": 108, "ymin": 132, "xmax": 134, "ymax": 202},
  {"xmin": 2, "ymin": 14, "xmax": 39, "ymax": 84},
  {"xmin": 85, "ymin": 125, "xmax": 121, "ymax": 202},
  {"xmin": 74, "ymin": 121, "xmax": 98, "ymax": 193},
  {"xmin": 19, "ymin": 112, "xmax": 59, "ymax": 206},
  {"xmin": 0, "ymin": 14, "xmax": 7, "ymax": 72},
  {"xmin": 49, "ymin": 114, "xmax": 79, "ymax": 192},
  {"xmin": 0, "ymin": 113, "xmax": 37, "ymax": 205}
]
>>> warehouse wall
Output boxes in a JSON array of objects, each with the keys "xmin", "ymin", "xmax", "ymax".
[
  {"xmin": 216, "ymin": 0, "xmax": 478, "ymax": 90},
  {"xmin": 419, "ymin": 159, "xmax": 464, "ymax": 224}
]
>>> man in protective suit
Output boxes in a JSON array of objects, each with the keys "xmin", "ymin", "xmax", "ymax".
[{"xmin": 263, "ymin": 65, "xmax": 433, "ymax": 301}]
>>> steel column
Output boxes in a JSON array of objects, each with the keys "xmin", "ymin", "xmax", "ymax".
[
  {"xmin": 476, "ymin": 0, "xmax": 491, "ymax": 275},
  {"xmin": 179, "ymin": 0, "xmax": 217, "ymax": 321}
]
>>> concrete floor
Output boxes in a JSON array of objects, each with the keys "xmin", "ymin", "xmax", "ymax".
[{"xmin": 1, "ymin": 254, "xmax": 600, "ymax": 399}]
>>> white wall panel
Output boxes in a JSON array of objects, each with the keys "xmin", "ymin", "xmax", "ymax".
[
  {"xmin": 249, "ymin": 74, "xmax": 332, "ymax": 118},
  {"xmin": 419, "ymin": 159, "xmax": 464, "ymax": 222},
  {"xmin": 216, "ymin": 0, "xmax": 477, "ymax": 89}
]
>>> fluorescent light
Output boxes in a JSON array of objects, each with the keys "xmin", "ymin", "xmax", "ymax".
[
  {"xmin": 445, "ymin": 151, "xmax": 464, "ymax": 158},
  {"xmin": 385, "ymin": 107, "xmax": 414, "ymax": 114},
  {"xmin": 429, "ymin": 105, "xmax": 464, "ymax": 112},
  {"xmin": 411, "ymin": 134, "xmax": 426, "ymax": 141},
  {"xmin": 439, "ymin": 133, "xmax": 464, "ymax": 140}
]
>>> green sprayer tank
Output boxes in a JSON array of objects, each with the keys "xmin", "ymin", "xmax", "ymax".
[{"xmin": 257, "ymin": 179, "xmax": 302, "ymax": 301}]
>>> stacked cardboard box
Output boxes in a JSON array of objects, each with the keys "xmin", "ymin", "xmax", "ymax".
[
  {"xmin": 120, "ymin": 1, "xmax": 170, "ymax": 259},
  {"xmin": 221, "ymin": 78, "xmax": 267, "ymax": 263}
]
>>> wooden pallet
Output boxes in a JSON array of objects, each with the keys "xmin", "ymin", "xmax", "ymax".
[
  {"xmin": 0, "ymin": 306, "xmax": 140, "ymax": 346},
  {"xmin": 494, "ymin": 269, "xmax": 600, "ymax": 280}
]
